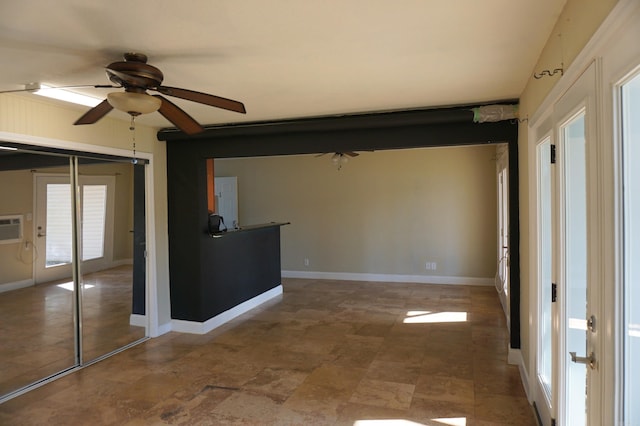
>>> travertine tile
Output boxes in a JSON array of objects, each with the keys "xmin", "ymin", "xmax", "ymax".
[
  {"xmin": 349, "ymin": 378, "xmax": 415, "ymax": 410},
  {"xmin": 364, "ymin": 359, "xmax": 422, "ymax": 385},
  {"xmin": 209, "ymin": 391, "xmax": 283, "ymax": 423},
  {"xmin": 243, "ymin": 367, "xmax": 310, "ymax": 399},
  {"xmin": 409, "ymin": 396, "xmax": 475, "ymax": 420},
  {"xmin": 414, "ymin": 375, "xmax": 475, "ymax": 404},
  {"xmin": 282, "ymin": 382, "xmax": 352, "ymax": 416},
  {"xmin": 1, "ymin": 278, "xmax": 536, "ymax": 425},
  {"xmin": 303, "ymin": 363, "xmax": 366, "ymax": 392}
]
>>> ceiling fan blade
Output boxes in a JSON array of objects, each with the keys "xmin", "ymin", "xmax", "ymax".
[
  {"xmin": 154, "ymin": 95, "xmax": 204, "ymax": 135},
  {"xmin": 345, "ymin": 152, "xmax": 360, "ymax": 157},
  {"xmin": 155, "ymin": 86, "xmax": 246, "ymax": 114},
  {"xmin": 73, "ymin": 99, "xmax": 113, "ymax": 125}
]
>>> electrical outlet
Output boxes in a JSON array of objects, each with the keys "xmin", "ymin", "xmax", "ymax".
[
  {"xmin": 431, "ymin": 262, "xmax": 437, "ymax": 271},
  {"xmin": 304, "ymin": 258, "xmax": 310, "ymax": 267},
  {"xmin": 425, "ymin": 261, "xmax": 431, "ymax": 270}
]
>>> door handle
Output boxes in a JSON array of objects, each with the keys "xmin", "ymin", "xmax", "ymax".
[
  {"xmin": 570, "ymin": 351, "xmax": 596, "ymax": 370},
  {"xmin": 37, "ymin": 232, "xmax": 46, "ymax": 237}
]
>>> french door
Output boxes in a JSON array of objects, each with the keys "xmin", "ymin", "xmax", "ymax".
[
  {"xmin": 34, "ymin": 174, "xmax": 115, "ymax": 284},
  {"xmin": 496, "ymin": 146, "xmax": 510, "ymax": 319},
  {"xmin": 533, "ymin": 62, "xmax": 602, "ymax": 425},
  {"xmin": 618, "ymin": 65, "xmax": 640, "ymax": 426}
]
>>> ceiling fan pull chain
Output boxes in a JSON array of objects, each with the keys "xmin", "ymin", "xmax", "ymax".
[{"xmin": 129, "ymin": 115, "xmax": 138, "ymax": 164}]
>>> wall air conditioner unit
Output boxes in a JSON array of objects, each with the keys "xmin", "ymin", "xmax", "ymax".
[{"xmin": 0, "ymin": 215, "xmax": 23, "ymax": 244}]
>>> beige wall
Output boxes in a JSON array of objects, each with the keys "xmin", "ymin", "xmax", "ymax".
[
  {"xmin": 216, "ymin": 145, "xmax": 498, "ymax": 279},
  {"xmin": 517, "ymin": 0, "xmax": 618, "ymax": 370},
  {"xmin": 0, "ymin": 170, "xmax": 34, "ymax": 283},
  {"xmin": 0, "ymin": 93, "xmax": 171, "ymax": 326}
]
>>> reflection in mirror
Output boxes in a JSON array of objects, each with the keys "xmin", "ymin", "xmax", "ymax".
[
  {"xmin": 0, "ymin": 150, "xmax": 76, "ymax": 396},
  {"xmin": 77, "ymin": 159, "xmax": 146, "ymax": 363}
]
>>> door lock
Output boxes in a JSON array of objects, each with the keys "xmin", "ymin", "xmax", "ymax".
[
  {"xmin": 587, "ymin": 315, "xmax": 596, "ymax": 332},
  {"xmin": 570, "ymin": 351, "xmax": 596, "ymax": 370}
]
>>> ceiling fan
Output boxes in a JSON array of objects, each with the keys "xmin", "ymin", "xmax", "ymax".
[
  {"xmin": 0, "ymin": 52, "xmax": 246, "ymax": 135},
  {"xmin": 72, "ymin": 52, "xmax": 246, "ymax": 135},
  {"xmin": 316, "ymin": 151, "xmax": 360, "ymax": 170}
]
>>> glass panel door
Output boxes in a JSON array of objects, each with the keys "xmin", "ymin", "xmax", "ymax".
[
  {"xmin": 553, "ymin": 61, "xmax": 599, "ymax": 425},
  {"xmin": 537, "ymin": 137, "xmax": 553, "ymax": 408},
  {"xmin": 561, "ymin": 111, "xmax": 588, "ymax": 426},
  {"xmin": 35, "ymin": 176, "xmax": 74, "ymax": 284},
  {"xmin": 621, "ymin": 70, "xmax": 640, "ymax": 426}
]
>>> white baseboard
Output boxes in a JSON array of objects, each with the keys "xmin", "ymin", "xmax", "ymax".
[
  {"xmin": 508, "ymin": 348, "xmax": 532, "ymax": 403},
  {"xmin": 0, "ymin": 278, "xmax": 34, "ymax": 293},
  {"xmin": 281, "ymin": 270, "xmax": 493, "ymax": 286},
  {"xmin": 171, "ymin": 285, "xmax": 283, "ymax": 335},
  {"xmin": 156, "ymin": 322, "xmax": 172, "ymax": 337},
  {"xmin": 111, "ymin": 258, "xmax": 133, "ymax": 267},
  {"xmin": 129, "ymin": 314, "xmax": 146, "ymax": 327}
]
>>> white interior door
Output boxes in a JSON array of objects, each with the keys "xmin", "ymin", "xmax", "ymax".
[{"xmin": 214, "ymin": 176, "xmax": 238, "ymax": 229}]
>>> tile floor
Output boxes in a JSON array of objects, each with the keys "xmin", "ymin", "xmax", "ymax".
[{"xmin": 0, "ymin": 278, "xmax": 537, "ymax": 425}]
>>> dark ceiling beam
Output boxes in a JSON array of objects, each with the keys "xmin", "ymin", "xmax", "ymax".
[
  {"xmin": 158, "ymin": 102, "xmax": 518, "ymax": 158},
  {"xmin": 157, "ymin": 101, "xmax": 518, "ymax": 143}
]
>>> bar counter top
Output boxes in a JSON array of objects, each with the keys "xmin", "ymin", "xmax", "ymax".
[{"xmin": 209, "ymin": 221, "xmax": 290, "ymax": 237}]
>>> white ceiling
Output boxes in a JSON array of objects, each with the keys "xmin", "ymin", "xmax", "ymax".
[{"xmin": 0, "ymin": 0, "xmax": 565, "ymax": 131}]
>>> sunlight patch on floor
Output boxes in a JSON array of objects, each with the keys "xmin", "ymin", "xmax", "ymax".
[
  {"xmin": 403, "ymin": 311, "xmax": 467, "ymax": 324},
  {"xmin": 57, "ymin": 282, "xmax": 95, "ymax": 291},
  {"xmin": 353, "ymin": 419, "xmax": 465, "ymax": 426},
  {"xmin": 431, "ymin": 418, "xmax": 467, "ymax": 426}
]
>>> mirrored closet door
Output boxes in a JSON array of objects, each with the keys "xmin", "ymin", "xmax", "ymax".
[{"xmin": 0, "ymin": 145, "xmax": 147, "ymax": 401}]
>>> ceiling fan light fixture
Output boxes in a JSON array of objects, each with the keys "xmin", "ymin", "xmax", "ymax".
[
  {"xmin": 331, "ymin": 153, "xmax": 349, "ymax": 170},
  {"xmin": 107, "ymin": 91, "xmax": 161, "ymax": 115}
]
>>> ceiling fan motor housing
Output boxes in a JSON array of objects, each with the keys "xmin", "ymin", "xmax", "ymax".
[{"xmin": 106, "ymin": 53, "xmax": 164, "ymax": 90}]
